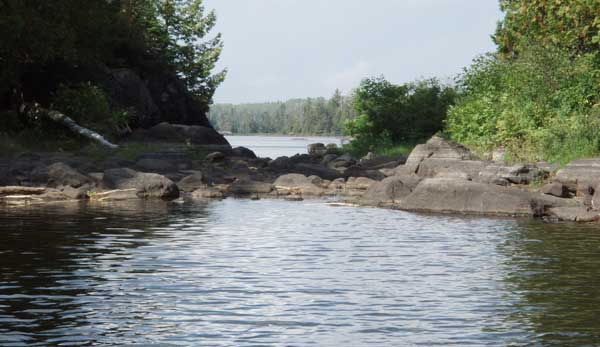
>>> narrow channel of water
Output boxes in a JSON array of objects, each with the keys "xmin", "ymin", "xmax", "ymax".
[
  {"xmin": 224, "ymin": 135, "xmax": 343, "ymax": 158},
  {"xmin": 1, "ymin": 199, "xmax": 600, "ymax": 346}
]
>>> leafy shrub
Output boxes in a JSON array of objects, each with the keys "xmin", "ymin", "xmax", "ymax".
[
  {"xmin": 343, "ymin": 76, "xmax": 455, "ymax": 156},
  {"xmin": 446, "ymin": 45, "xmax": 600, "ymax": 164},
  {"xmin": 52, "ymin": 83, "xmax": 133, "ymax": 138}
]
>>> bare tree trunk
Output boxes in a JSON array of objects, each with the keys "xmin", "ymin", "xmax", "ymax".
[{"xmin": 21, "ymin": 103, "xmax": 119, "ymax": 149}]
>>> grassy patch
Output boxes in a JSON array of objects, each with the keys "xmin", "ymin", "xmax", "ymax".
[{"xmin": 374, "ymin": 144, "xmax": 413, "ymax": 157}]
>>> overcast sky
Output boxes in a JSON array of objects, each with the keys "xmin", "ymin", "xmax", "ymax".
[{"xmin": 203, "ymin": 0, "xmax": 503, "ymax": 104}]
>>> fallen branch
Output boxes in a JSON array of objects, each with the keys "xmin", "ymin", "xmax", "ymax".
[{"xmin": 20, "ymin": 103, "xmax": 119, "ymax": 149}]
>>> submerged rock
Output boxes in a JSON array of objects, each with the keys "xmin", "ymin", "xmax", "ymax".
[{"xmin": 547, "ymin": 207, "xmax": 600, "ymax": 223}]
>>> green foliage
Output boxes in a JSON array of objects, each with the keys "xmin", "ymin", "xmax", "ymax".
[
  {"xmin": 495, "ymin": 0, "xmax": 600, "ymax": 56},
  {"xmin": 209, "ymin": 90, "xmax": 356, "ymax": 135},
  {"xmin": 342, "ymin": 76, "xmax": 455, "ymax": 156},
  {"xmin": 1, "ymin": 0, "xmax": 225, "ymax": 137},
  {"xmin": 52, "ymin": 83, "xmax": 133, "ymax": 138},
  {"xmin": 351, "ymin": 76, "xmax": 456, "ymax": 144},
  {"xmin": 132, "ymin": 0, "xmax": 226, "ymax": 101},
  {"xmin": 446, "ymin": 45, "xmax": 600, "ymax": 164}
]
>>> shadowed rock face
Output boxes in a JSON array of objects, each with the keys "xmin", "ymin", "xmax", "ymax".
[{"xmin": 128, "ymin": 122, "xmax": 230, "ymax": 147}]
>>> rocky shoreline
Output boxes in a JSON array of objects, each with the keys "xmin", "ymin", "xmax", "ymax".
[{"xmin": 2, "ymin": 123, "xmax": 600, "ymax": 223}]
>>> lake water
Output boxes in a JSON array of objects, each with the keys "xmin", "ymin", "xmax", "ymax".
[
  {"xmin": 2, "ymin": 137, "xmax": 600, "ymax": 346},
  {"xmin": 225, "ymin": 135, "xmax": 343, "ymax": 158}
]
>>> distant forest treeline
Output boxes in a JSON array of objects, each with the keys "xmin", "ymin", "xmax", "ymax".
[{"xmin": 208, "ymin": 90, "xmax": 357, "ymax": 135}]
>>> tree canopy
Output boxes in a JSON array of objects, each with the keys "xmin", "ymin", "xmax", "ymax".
[
  {"xmin": 208, "ymin": 90, "xmax": 356, "ymax": 135},
  {"xmin": 0, "ymin": 0, "xmax": 225, "ymax": 108},
  {"xmin": 494, "ymin": 0, "xmax": 600, "ymax": 55}
]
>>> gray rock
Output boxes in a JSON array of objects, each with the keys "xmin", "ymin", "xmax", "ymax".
[
  {"xmin": 397, "ymin": 135, "xmax": 478, "ymax": 175},
  {"xmin": 102, "ymin": 68, "xmax": 161, "ymax": 128},
  {"xmin": 59, "ymin": 184, "xmax": 92, "ymax": 200},
  {"xmin": 540, "ymin": 182, "xmax": 569, "ymax": 198},
  {"xmin": 547, "ymin": 207, "xmax": 599, "ymax": 222},
  {"xmin": 321, "ymin": 154, "xmax": 338, "ymax": 165},
  {"xmin": 342, "ymin": 166, "xmax": 385, "ymax": 181},
  {"xmin": 292, "ymin": 163, "xmax": 341, "ymax": 181},
  {"xmin": 135, "ymin": 158, "xmax": 176, "ymax": 173},
  {"xmin": 274, "ymin": 174, "xmax": 326, "ymax": 196},
  {"xmin": 103, "ymin": 168, "xmax": 179, "ymax": 200},
  {"xmin": 31, "ymin": 163, "xmax": 93, "ymax": 188},
  {"xmin": 206, "ymin": 152, "xmax": 225, "ymax": 162},
  {"xmin": 190, "ymin": 186, "xmax": 224, "ymax": 199},
  {"xmin": 417, "ymin": 159, "xmax": 488, "ymax": 179},
  {"xmin": 229, "ymin": 179, "xmax": 273, "ymax": 195},
  {"xmin": 359, "ymin": 175, "xmax": 422, "ymax": 206},
  {"xmin": 329, "ymin": 178, "xmax": 346, "ymax": 190},
  {"xmin": 130, "ymin": 122, "xmax": 230, "ymax": 147},
  {"xmin": 477, "ymin": 164, "xmax": 541, "ymax": 185},
  {"xmin": 268, "ymin": 156, "xmax": 294, "ymax": 171},
  {"xmin": 178, "ymin": 173, "xmax": 205, "ymax": 192},
  {"xmin": 556, "ymin": 158, "xmax": 600, "ymax": 185},
  {"xmin": 591, "ymin": 184, "xmax": 600, "ymax": 210},
  {"xmin": 231, "ymin": 146, "xmax": 257, "ymax": 159},
  {"xmin": 399, "ymin": 177, "xmax": 539, "ymax": 216},
  {"xmin": 308, "ymin": 143, "xmax": 327, "ymax": 156},
  {"xmin": 345, "ymin": 177, "xmax": 376, "ymax": 190}
]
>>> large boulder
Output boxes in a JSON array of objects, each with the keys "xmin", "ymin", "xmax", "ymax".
[
  {"xmin": 177, "ymin": 172, "xmax": 205, "ymax": 192},
  {"xmin": 291, "ymin": 163, "xmax": 341, "ymax": 181},
  {"xmin": 540, "ymin": 182, "xmax": 569, "ymax": 198},
  {"xmin": 146, "ymin": 71, "xmax": 213, "ymax": 127},
  {"xmin": 477, "ymin": 164, "xmax": 542, "ymax": 185},
  {"xmin": 556, "ymin": 158, "xmax": 600, "ymax": 186},
  {"xmin": 396, "ymin": 135, "xmax": 478, "ymax": 175},
  {"xmin": 359, "ymin": 175, "xmax": 422, "ymax": 206},
  {"xmin": 273, "ymin": 174, "xmax": 326, "ymax": 196},
  {"xmin": 547, "ymin": 207, "xmax": 600, "ymax": 223},
  {"xmin": 30, "ymin": 163, "xmax": 93, "ymax": 188},
  {"xmin": 398, "ymin": 177, "xmax": 539, "ymax": 216},
  {"xmin": 230, "ymin": 146, "xmax": 257, "ymax": 159},
  {"xmin": 130, "ymin": 122, "xmax": 229, "ymax": 147},
  {"xmin": 229, "ymin": 179, "xmax": 273, "ymax": 195},
  {"xmin": 101, "ymin": 68, "xmax": 161, "ymax": 128},
  {"xmin": 416, "ymin": 159, "xmax": 488, "ymax": 179},
  {"xmin": 342, "ymin": 165, "xmax": 386, "ymax": 181},
  {"xmin": 103, "ymin": 168, "xmax": 179, "ymax": 200}
]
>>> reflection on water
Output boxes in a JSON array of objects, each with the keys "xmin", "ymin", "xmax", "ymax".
[{"xmin": 1, "ymin": 199, "xmax": 600, "ymax": 346}]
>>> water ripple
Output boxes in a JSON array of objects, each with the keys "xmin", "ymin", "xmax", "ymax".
[{"xmin": 1, "ymin": 199, "xmax": 600, "ymax": 346}]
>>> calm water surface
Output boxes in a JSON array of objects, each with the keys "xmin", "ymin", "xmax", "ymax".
[
  {"xmin": 224, "ymin": 135, "xmax": 343, "ymax": 158},
  {"xmin": 1, "ymin": 199, "xmax": 600, "ymax": 346}
]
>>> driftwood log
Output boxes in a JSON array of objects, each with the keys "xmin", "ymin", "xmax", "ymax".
[{"xmin": 20, "ymin": 103, "xmax": 119, "ymax": 149}]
